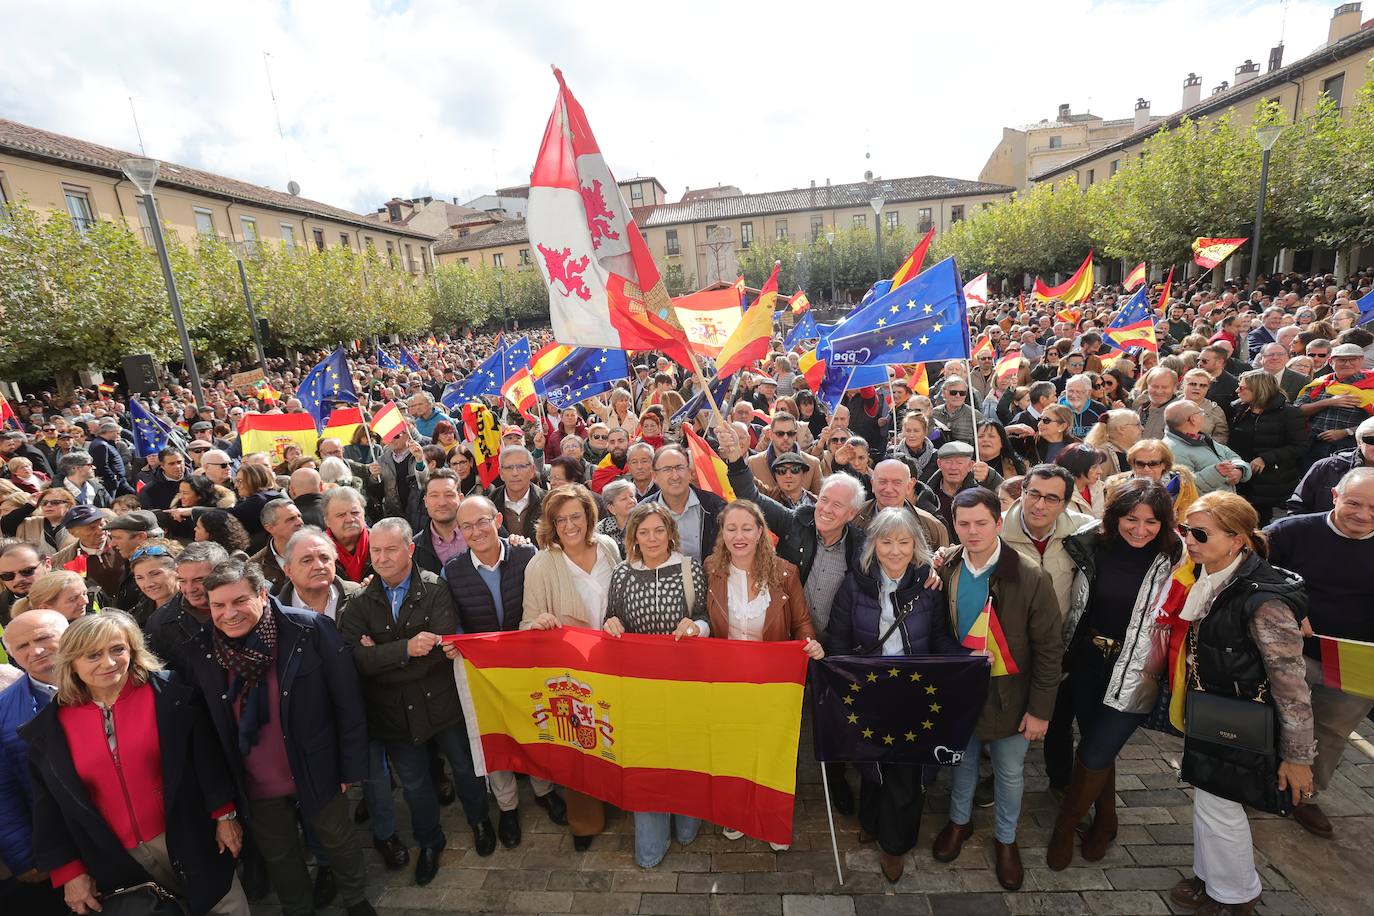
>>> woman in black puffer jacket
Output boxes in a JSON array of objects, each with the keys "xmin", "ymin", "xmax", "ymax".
[{"xmin": 1227, "ymin": 370, "xmax": 1307, "ymax": 526}]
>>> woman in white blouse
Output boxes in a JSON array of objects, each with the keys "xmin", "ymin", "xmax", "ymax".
[
  {"xmin": 703, "ymin": 499, "xmax": 823, "ymax": 849},
  {"xmin": 520, "ymin": 483, "xmax": 622, "ymax": 850}
]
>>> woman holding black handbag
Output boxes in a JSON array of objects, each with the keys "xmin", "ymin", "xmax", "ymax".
[
  {"xmin": 1168, "ymin": 492, "xmax": 1314, "ymax": 916},
  {"xmin": 826, "ymin": 507, "xmax": 965, "ymax": 884}
]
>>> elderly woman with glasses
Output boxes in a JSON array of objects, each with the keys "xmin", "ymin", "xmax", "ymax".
[
  {"xmin": 1, "ymin": 485, "xmax": 76, "ymax": 553},
  {"xmin": 1105, "ymin": 438, "xmax": 1199, "ymax": 520},
  {"xmin": 21, "ymin": 611, "xmax": 249, "ymax": 916},
  {"xmin": 520, "ymin": 484, "xmax": 623, "ymax": 851}
]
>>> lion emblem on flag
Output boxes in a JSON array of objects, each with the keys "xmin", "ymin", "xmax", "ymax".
[
  {"xmin": 579, "ymin": 179, "xmax": 621, "ymax": 250},
  {"xmin": 537, "ymin": 244, "xmax": 593, "ymax": 302},
  {"xmin": 531, "ymin": 674, "xmax": 614, "ymax": 752}
]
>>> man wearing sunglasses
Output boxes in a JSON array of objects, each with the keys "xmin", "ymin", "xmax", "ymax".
[
  {"xmin": 746, "ymin": 412, "xmax": 820, "ymax": 500},
  {"xmin": 1287, "ymin": 416, "xmax": 1374, "ymax": 515},
  {"xmin": 1295, "ymin": 343, "xmax": 1374, "ymax": 462},
  {"xmin": 0, "ymin": 543, "xmax": 51, "ymax": 626}
]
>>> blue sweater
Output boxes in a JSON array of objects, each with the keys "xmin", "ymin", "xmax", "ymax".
[{"xmin": 1265, "ymin": 512, "xmax": 1374, "ymax": 658}]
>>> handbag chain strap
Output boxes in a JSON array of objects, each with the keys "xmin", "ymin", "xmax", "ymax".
[{"xmin": 1186, "ymin": 621, "xmax": 1270, "ymax": 703}]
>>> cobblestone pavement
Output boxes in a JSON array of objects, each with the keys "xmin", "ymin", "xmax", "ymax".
[{"xmin": 249, "ymin": 717, "xmax": 1374, "ymax": 915}]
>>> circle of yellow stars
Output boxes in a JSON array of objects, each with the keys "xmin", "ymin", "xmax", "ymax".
[{"xmin": 841, "ymin": 665, "xmax": 943, "ymax": 745}]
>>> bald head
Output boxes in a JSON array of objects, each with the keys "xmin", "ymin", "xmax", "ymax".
[
  {"xmin": 289, "ymin": 467, "xmax": 324, "ymax": 499},
  {"xmin": 201, "ymin": 448, "xmax": 233, "ymax": 485},
  {"xmin": 2, "ymin": 608, "xmax": 69, "ymax": 684},
  {"xmin": 1164, "ymin": 400, "xmax": 1201, "ymax": 432}
]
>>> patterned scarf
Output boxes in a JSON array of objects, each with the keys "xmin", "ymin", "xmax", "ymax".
[{"xmin": 212, "ymin": 606, "xmax": 278, "ymax": 755}]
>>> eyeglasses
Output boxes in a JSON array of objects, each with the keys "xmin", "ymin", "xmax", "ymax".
[
  {"xmin": 656, "ymin": 464, "xmax": 689, "ymax": 475},
  {"xmin": 774, "ymin": 465, "xmax": 805, "ymax": 476},
  {"xmin": 457, "ymin": 515, "xmax": 497, "ymax": 534},
  {"xmin": 502, "ymin": 463, "xmax": 532, "ymax": 472},
  {"xmin": 0, "ymin": 566, "xmax": 38, "ymax": 582},
  {"xmin": 1024, "ymin": 489, "xmax": 1064, "ymax": 506},
  {"xmin": 1360, "ymin": 435, "xmax": 1374, "ymax": 446},
  {"xmin": 554, "ymin": 513, "xmax": 585, "ymax": 527},
  {"xmin": 1037, "ymin": 416, "xmax": 1062, "ymax": 425},
  {"xmin": 40, "ymin": 499, "xmax": 71, "ymax": 507},
  {"xmin": 1132, "ymin": 459, "xmax": 1165, "ymax": 469},
  {"xmin": 771, "ymin": 429, "xmax": 797, "ymax": 438},
  {"xmin": 1178, "ymin": 523, "xmax": 1211, "ymax": 544},
  {"xmin": 828, "ymin": 436, "xmax": 847, "ymax": 444},
  {"xmin": 203, "ymin": 461, "xmax": 231, "ymax": 468},
  {"xmin": 590, "ymin": 434, "xmax": 608, "ymax": 441},
  {"xmin": 130, "ymin": 545, "xmax": 171, "ymax": 562}
]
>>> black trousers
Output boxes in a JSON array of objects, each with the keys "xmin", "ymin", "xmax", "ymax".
[
  {"xmin": 0, "ymin": 878, "xmax": 67, "ymax": 916},
  {"xmin": 1043, "ymin": 677, "xmax": 1077, "ymax": 789},
  {"xmin": 857, "ymin": 764, "xmax": 926, "ymax": 856}
]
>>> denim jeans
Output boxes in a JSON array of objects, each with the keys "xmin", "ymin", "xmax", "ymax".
[
  {"xmin": 949, "ymin": 732, "xmax": 1030, "ymax": 844},
  {"xmin": 387, "ymin": 723, "xmax": 489, "ymax": 847},
  {"xmin": 632, "ymin": 812, "xmax": 701, "ymax": 867}
]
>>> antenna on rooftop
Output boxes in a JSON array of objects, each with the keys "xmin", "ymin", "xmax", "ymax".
[
  {"xmin": 128, "ymin": 97, "xmax": 147, "ymax": 156},
  {"xmin": 262, "ymin": 51, "xmax": 295, "ymax": 194}
]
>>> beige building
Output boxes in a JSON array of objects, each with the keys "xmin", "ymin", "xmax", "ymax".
[
  {"xmin": 0, "ymin": 118, "xmax": 437, "ymax": 273},
  {"xmin": 434, "ymin": 173, "xmax": 1015, "ymax": 292},
  {"xmin": 980, "ymin": 101, "xmax": 1159, "ymax": 190}
]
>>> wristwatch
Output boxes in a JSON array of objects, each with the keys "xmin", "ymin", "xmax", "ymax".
[{"xmin": 216, "ymin": 812, "xmax": 238, "ymax": 822}]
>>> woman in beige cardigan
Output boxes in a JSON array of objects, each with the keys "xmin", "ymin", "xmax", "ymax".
[{"xmin": 519, "ymin": 483, "xmax": 622, "ymax": 851}]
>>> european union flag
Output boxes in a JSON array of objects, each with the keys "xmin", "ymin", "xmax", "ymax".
[
  {"xmin": 1102, "ymin": 286, "xmax": 1157, "ymax": 351},
  {"xmin": 672, "ymin": 373, "xmax": 732, "ymax": 428},
  {"xmin": 785, "ymin": 313, "xmax": 820, "ymax": 350},
  {"xmin": 129, "ymin": 398, "xmax": 181, "ymax": 457},
  {"xmin": 823, "ymin": 257, "xmax": 970, "ymax": 369},
  {"xmin": 399, "ymin": 346, "xmax": 422, "ymax": 371},
  {"xmin": 809, "ymin": 655, "xmax": 989, "ymax": 765},
  {"xmin": 298, "ymin": 347, "xmax": 356, "ymax": 433},
  {"xmin": 376, "ymin": 347, "xmax": 401, "ymax": 371},
  {"xmin": 501, "ymin": 337, "xmax": 532, "ymax": 388},
  {"xmin": 1357, "ymin": 287, "xmax": 1374, "ymax": 326},
  {"xmin": 443, "ymin": 343, "xmax": 505, "ymax": 410},
  {"xmin": 814, "ymin": 362, "xmax": 890, "ymax": 412},
  {"xmin": 535, "ymin": 347, "xmax": 630, "ymax": 409}
]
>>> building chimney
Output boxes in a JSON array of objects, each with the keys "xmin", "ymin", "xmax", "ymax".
[
  {"xmin": 1329, "ymin": 2, "xmax": 1363, "ymax": 44},
  {"xmin": 1057, "ymin": 103, "xmax": 1071, "ymax": 121},
  {"xmin": 1212, "ymin": 80, "xmax": 1230, "ymax": 96},
  {"xmin": 1183, "ymin": 73, "xmax": 1202, "ymax": 109},
  {"xmin": 1234, "ymin": 59, "xmax": 1260, "ymax": 85},
  {"xmin": 1268, "ymin": 44, "xmax": 1285, "ymax": 71},
  {"xmin": 1133, "ymin": 98, "xmax": 1151, "ymax": 130}
]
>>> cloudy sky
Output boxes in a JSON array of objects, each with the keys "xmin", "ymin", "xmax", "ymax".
[{"xmin": 0, "ymin": 0, "xmax": 1336, "ymax": 215}]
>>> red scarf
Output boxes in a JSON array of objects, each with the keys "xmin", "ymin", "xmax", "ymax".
[{"xmin": 332, "ymin": 526, "xmax": 370, "ymax": 582}]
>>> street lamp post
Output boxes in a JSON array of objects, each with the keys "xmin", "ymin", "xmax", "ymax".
[
  {"xmin": 870, "ymin": 195, "xmax": 885, "ymax": 283},
  {"xmin": 120, "ymin": 158, "xmax": 205, "ymax": 408},
  {"xmin": 1247, "ymin": 124, "xmax": 1285, "ymax": 293},
  {"xmin": 236, "ymin": 258, "xmax": 269, "ymax": 372},
  {"xmin": 825, "ymin": 231, "xmax": 836, "ymax": 305}
]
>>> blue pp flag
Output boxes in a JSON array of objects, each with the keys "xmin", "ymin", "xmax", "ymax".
[
  {"xmin": 785, "ymin": 313, "xmax": 820, "ymax": 350},
  {"xmin": 376, "ymin": 348, "xmax": 401, "ymax": 371},
  {"xmin": 534, "ymin": 347, "xmax": 630, "ymax": 409},
  {"xmin": 443, "ymin": 343, "xmax": 506, "ymax": 410},
  {"xmin": 298, "ymin": 347, "xmax": 357, "ymax": 433},
  {"xmin": 129, "ymin": 398, "xmax": 181, "ymax": 457},
  {"xmin": 399, "ymin": 346, "xmax": 422, "ymax": 371},
  {"xmin": 813, "ymin": 362, "xmax": 890, "ymax": 412},
  {"xmin": 825, "ymin": 258, "xmax": 970, "ymax": 369}
]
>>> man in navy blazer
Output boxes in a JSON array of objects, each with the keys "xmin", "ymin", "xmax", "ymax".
[{"xmin": 0, "ymin": 610, "xmax": 70, "ymax": 916}]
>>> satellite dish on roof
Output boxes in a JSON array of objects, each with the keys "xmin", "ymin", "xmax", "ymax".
[{"xmin": 287, "ymin": 180, "xmax": 301, "ymax": 196}]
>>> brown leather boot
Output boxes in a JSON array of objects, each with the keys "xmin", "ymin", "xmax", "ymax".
[
  {"xmin": 878, "ymin": 849, "xmax": 905, "ymax": 883},
  {"xmin": 932, "ymin": 820, "xmax": 975, "ymax": 862},
  {"xmin": 995, "ymin": 840, "xmax": 1024, "ymax": 890},
  {"xmin": 1081, "ymin": 763, "xmax": 1118, "ymax": 861},
  {"xmin": 1196, "ymin": 895, "xmax": 1259, "ymax": 915},
  {"xmin": 1047, "ymin": 758, "xmax": 1110, "ymax": 870}
]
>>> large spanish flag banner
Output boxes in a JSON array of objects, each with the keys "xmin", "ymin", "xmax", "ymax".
[
  {"xmin": 672, "ymin": 287, "xmax": 744, "ymax": 358},
  {"xmin": 1033, "ymin": 251, "xmax": 1094, "ymax": 304},
  {"xmin": 238, "ymin": 412, "xmax": 318, "ymax": 462},
  {"xmin": 450, "ymin": 628, "xmax": 808, "ymax": 845},
  {"xmin": 1191, "ymin": 237, "xmax": 1247, "ymax": 270},
  {"xmin": 1317, "ymin": 635, "xmax": 1374, "ymax": 700}
]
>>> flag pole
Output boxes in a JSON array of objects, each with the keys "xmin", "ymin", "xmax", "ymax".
[
  {"xmin": 818, "ymin": 763, "xmax": 845, "ymax": 886},
  {"xmin": 966, "ymin": 358, "xmax": 980, "ymax": 463}
]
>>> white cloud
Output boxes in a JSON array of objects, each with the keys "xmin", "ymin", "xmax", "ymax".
[{"xmin": 0, "ymin": 0, "xmax": 1336, "ymax": 213}]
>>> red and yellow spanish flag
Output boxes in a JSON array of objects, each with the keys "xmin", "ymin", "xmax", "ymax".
[
  {"xmin": 1054, "ymin": 306, "xmax": 1081, "ymax": 325},
  {"xmin": 450, "ymin": 627, "xmax": 808, "ymax": 845},
  {"xmin": 0, "ymin": 391, "xmax": 17, "ymax": 429},
  {"xmin": 1192, "ymin": 237, "xmax": 1247, "ymax": 270},
  {"xmin": 672, "ymin": 286, "xmax": 744, "ymax": 358},
  {"xmin": 501, "ymin": 367, "xmax": 539, "ymax": 422},
  {"xmin": 368, "ymin": 402, "xmax": 407, "ymax": 443},
  {"xmin": 788, "ymin": 289, "xmax": 810, "ymax": 315},
  {"xmin": 1123, "ymin": 262, "xmax": 1147, "ymax": 291},
  {"xmin": 995, "ymin": 351, "xmax": 1023, "ymax": 382},
  {"xmin": 906, "ymin": 363, "xmax": 929, "ymax": 398},
  {"xmin": 960, "ymin": 598, "xmax": 1021, "ymax": 677},
  {"xmin": 890, "ymin": 227, "xmax": 935, "ymax": 288},
  {"xmin": 97, "ymin": 382, "xmax": 116, "ymax": 395},
  {"xmin": 321, "ymin": 407, "xmax": 363, "ymax": 445},
  {"xmin": 798, "ymin": 348, "xmax": 827, "ymax": 392},
  {"xmin": 1155, "ymin": 265, "xmax": 1175, "ymax": 315},
  {"xmin": 1317, "ymin": 635, "xmax": 1374, "ymax": 700},
  {"xmin": 238, "ymin": 412, "xmax": 318, "ymax": 461},
  {"xmin": 1162, "ymin": 562, "xmax": 1198, "ymax": 732},
  {"xmin": 1295, "ymin": 373, "xmax": 1374, "ymax": 413},
  {"xmin": 682, "ymin": 425, "xmax": 736, "ymax": 501},
  {"xmin": 971, "ymin": 333, "xmax": 994, "ymax": 360},
  {"xmin": 716, "ymin": 262, "xmax": 778, "ymax": 379},
  {"xmin": 1033, "ymin": 250, "xmax": 1095, "ymax": 304},
  {"xmin": 530, "ymin": 342, "xmax": 576, "ymax": 381}
]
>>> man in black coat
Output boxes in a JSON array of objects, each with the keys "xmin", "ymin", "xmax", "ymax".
[
  {"xmin": 339, "ymin": 517, "xmax": 494, "ymax": 886},
  {"xmin": 137, "ymin": 447, "xmax": 188, "ymax": 510},
  {"xmin": 88, "ymin": 421, "xmax": 135, "ymax": 497},
  {"xmin": 444, "ymin": 496, "xmax": 566, "ymax": 847},
  {"xmin": 144, "ymin": 542, "xmax": 229, "ymax": 675},
  {"xmin": 185, "ymin": 558, "xmax": 374, "ymax": 916},
  {"xmin": 1287, "ymin": 417, "xmax": 1374, "ymax": 514},
  {"xmin": 1199, "ymin": 345, "xmax": 1239, "ymax": 410}
]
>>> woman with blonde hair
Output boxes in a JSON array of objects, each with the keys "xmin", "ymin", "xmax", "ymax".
[
  {"xmin": 703, "ymin": 499, "xmax": 821, "ymax": 849},
  {"xmin": 1228, "ymin": 369, "xmax": 1307, "ymax": 526},
  {"xmin": 1084, "ymin": 409, "xmax": 1143, "ymax": 473},
  {"xmin": 12, "ymin": 569, "xmax": 93, "ymax": 621},
  {"xmin": 1168, "ymin": 493, "xmax": 1312, "ymax": 915},
  {"xmin": 1, "ymin": 484, "xmax": 76, "ymax": 552},
  {"xmin": 22, "ymin": 611, "xmax": 249, "ymax": 915},
  {"xmin": 590, "ymin": 387, "xmax": 640, "ymax": 436},
  {"xmin": 520, "ymin": 484, "xmax": 622, "ymax": 851},
  {"xmin": 1105, "ymin": 438, "xmax": 1198, "ymax": 519}
]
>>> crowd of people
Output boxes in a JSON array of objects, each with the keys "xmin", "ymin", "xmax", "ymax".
[{"xmin": 1, "ymin": 267, "xmax": 1373, "ymax": 916}]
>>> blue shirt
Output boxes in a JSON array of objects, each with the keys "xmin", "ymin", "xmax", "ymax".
[
  {"xmin": 472, "ymin": 544, "xmax": 508, "ymax": 627},
  {"xmin": 382, "ymin": 571, "xmax": 413, "ymax": 621},
  {"xmin": 954, "ymin": 547, "xmax": 998, "ymax": 641}
]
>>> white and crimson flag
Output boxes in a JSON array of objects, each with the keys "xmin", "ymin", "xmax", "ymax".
[
  {"xmin": 963, "ymin": 273, "xmax": 988, "ymax": 311},
  {"xmin": 528, "ymin": 69, "xmax": 691, "ymax": 363}
]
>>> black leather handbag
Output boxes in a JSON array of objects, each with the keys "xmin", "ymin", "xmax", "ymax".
[
  {"xmin": 1181, "ymin": 676, "xmax": 1291, "ymax": 816},
  {"xmin": 98, "ymin": 881, "xmax": 190, "ymax": 916}
]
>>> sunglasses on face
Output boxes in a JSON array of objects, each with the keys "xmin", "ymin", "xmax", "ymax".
[
  {"xmin": 1361, "ymin": 435, "xmax": 1374, "ymax": 446},
  {"xmin": 1178, "ymin": 523, "xmax": 1213, "ymax": 544},
  {"xmin": 0, "ymin": 565, "xmax": 38, "ymax": 582},
  {"xmin": 1132, "ymin": 459, "xmax": 1165, "ymax": 469},
  {"xmin": 774, "ymin": 465, "xmax": 805, "ymax": 476}
]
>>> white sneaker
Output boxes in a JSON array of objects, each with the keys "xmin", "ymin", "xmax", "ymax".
[
  {"xmin": 769, "ymin": 842, "xmax": 790, "ymax": 852},
  {"xmin": 722, "ymin": 828, "xmax": 744, "ymax": 840}
]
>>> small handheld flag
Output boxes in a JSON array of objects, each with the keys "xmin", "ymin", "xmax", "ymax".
[
  {"xmin": 1104, "ymin": 287, "xmax": 1159, "ymax": 353},
  {"xmin": 368, "ymin": 402, "xmax": 407, "ymax": 443},
  {"xmin": 890, "ymin": 228, "xmax": 935, "ymax": 288},
  {"xmin": 1123, "ymin": 262, "xmax": 1147, "ymax": 291},
  {"xmin": 716, "ymin": 263, "xmax": 778, "ymax": 378}
]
